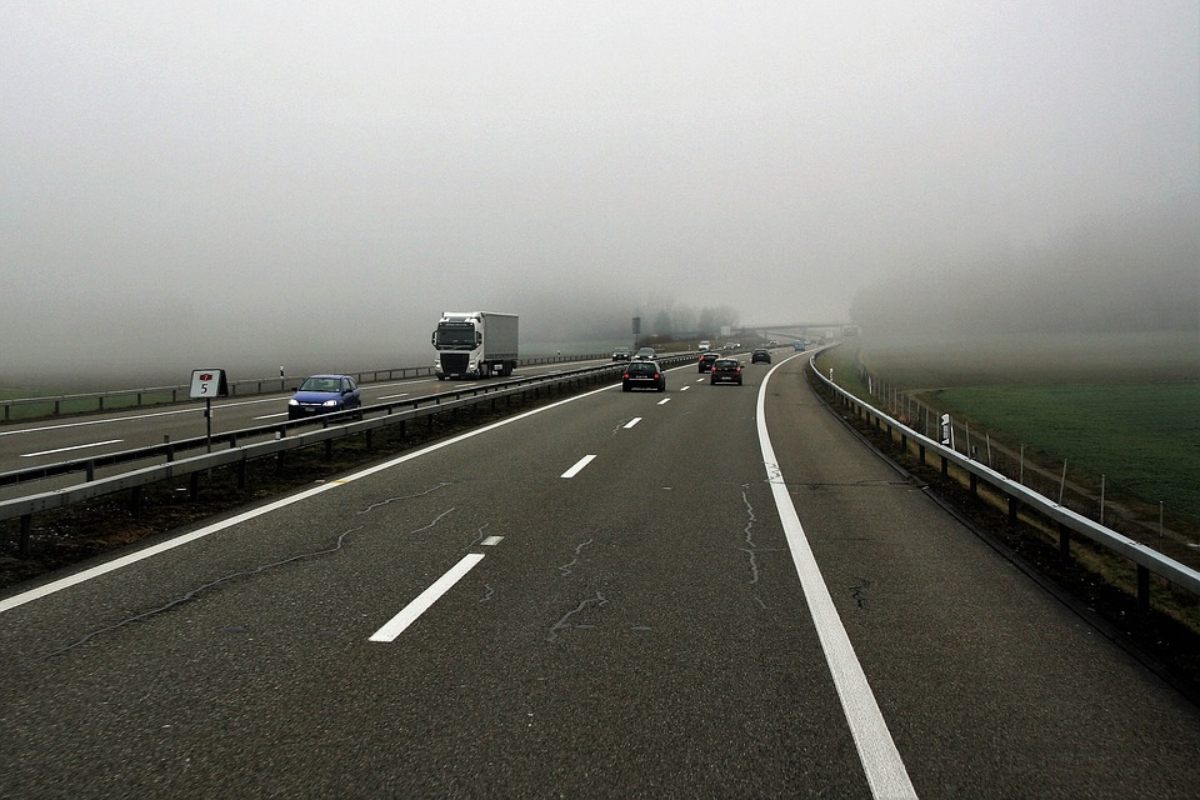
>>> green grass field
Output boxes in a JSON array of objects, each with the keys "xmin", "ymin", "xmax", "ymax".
[
  {"xmin": 816, "ymin": 331, "xmax": 1200, "ymax": 526},
  {"xmin": 932, "ymin": 382, "xmax": 1200, "ymax": 522}
]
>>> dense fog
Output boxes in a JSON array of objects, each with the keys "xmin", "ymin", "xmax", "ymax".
[{"xmin": 2, "ymin": 2, "xmax": 1196, "ymax": 389}]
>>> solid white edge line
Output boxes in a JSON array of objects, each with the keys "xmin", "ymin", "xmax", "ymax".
[
  {"xmin": 757, "ymin": 354, "xmax": 917, "ymax": 800},
  {"xmin": 369, "ymin": 553, "xmax": 485, "ymax": 642},
  {"xmin": 1, "ymin": 375, "xmax": 627, "ymax": 614},
  {"xmin": 561, "ymin": 454, "xmax": 596, "ymax": 479},
  {"xmin": 20, "ymin": 439, "xmax": 124, "ymax": 458}
]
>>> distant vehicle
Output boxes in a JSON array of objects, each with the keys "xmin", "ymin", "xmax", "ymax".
[
  {"xmin": 622, "ymin": 360, "xmax": 666, "ymax": 392},
  {"xmin": 793, "ymin": 341, "xmax": 806, "ymax": 352},
  {"xmin": 612, "ymin": 347, "xmax": 632, "ymax": 361},
  {"xmin": 635, "ymin": 347, "xmax": 656, "ymax": 361},
  {"xmin": 751, "ymin": 349, "xmax": 771, "ymax": 364},
  {"xmin": 432, "ymin": 311, "xmax": 518, "ymax": 379},
  {"xmin": 698, "ymin": 352, "xmax": 720, "ymax": 372},
  {"xmin": 710, "ymin": 358, "xmax": 743, "ymax": 385},
  {"xmin": 288, "ymin": 374, "xmax": 362, "ymax": 419},
  {"xmin": 698, "ymin": 340, "xmax": 711, "ymax": 352}
]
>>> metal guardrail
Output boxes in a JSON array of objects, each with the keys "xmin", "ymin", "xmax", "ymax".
[
  {"xmin": 0, "ymin": 353, "xmax": 697, "ymax": 549},
  {"xmin": 808, "ymin": 359, "xmax": 1200, "ymax": 604},
  {"xmin": 0, "ymin": 353, "xmax": 611, "ymax": 423}
]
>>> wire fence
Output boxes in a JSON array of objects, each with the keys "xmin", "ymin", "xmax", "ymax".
[{"xmin": 834, "ymin": 359, "xmax": 1200, "ymax": 566}]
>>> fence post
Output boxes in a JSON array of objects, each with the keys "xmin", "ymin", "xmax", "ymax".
[{"xmin": 19, "ymin": 514, "xmax": 33, "ymax": 557}]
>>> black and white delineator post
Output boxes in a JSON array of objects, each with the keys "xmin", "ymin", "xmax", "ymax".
[{"xmin": 189, "ymin": 369, "xmax": 229, "ymax": 452}]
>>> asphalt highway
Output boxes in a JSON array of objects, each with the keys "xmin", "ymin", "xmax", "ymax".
[{"xmin": 1, "ymin": 352, "xmax": 1197, "ymax": 798}]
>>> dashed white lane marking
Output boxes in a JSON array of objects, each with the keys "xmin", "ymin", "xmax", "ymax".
[
  {"xmin": 657, "ymin": 398, "xmax": 671, "ymax": 406},
  {"xmin": 369, "ymin": 553, "xmax": 485, "ymax": 642},
  {"xmin": 481, "ymin": 536, "xmax": 504, "ymax": 546},
  {"xmin": 757, "ymin": 355, "xmax": 916, "ymax": 799},
  {"xmin": 253, "ymin": 413, "xmax": 289, "ymax": 420},
  {"xmin": 20, "ymin": 439, "xmax": 124, "ymax": 458},
  {"xmin": 376, "ymin": 393, "xmax": 409, "ymax": 400},
  {"xmin": 680, "ymin": 386, "xmax": 690, "ymax": 392},
  {"xmin": 561, "ymin": 454, "xmax": 596, "ymax": 478},
  {"xmin": 624, "ymin": 417, "xmax": 642, "ymax": 429},
  {"xmin": 696, "ymin": 378, "xmax": 705, "ymax": 383}
]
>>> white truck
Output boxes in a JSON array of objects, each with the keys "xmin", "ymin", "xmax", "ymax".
[{"xmin": 431, "ymin": 311, "xmax": 519, "ymax": 379}]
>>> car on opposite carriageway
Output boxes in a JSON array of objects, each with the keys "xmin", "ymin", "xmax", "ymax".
[{"xmin": 288, "ymin": 374, "xmax": 362, "ymax": 419}]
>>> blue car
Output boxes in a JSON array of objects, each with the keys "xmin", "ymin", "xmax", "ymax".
[{"xmin": 288, "ymin": 374, "xmax": 362, "ymax": 420}]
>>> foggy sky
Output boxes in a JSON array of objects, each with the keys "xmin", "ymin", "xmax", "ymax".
[{"xmin": 2, "ymin": 2, "xmax": 1197, "ymax": 385}]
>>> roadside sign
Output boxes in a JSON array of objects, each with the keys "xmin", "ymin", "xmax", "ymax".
[{"xmin": 189, "ymin": 369, "xmax": 229, "ymax": 399}]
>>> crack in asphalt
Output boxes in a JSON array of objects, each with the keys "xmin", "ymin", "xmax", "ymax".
[
  {"xmin": 739, "ymin": 490, "xmax": 760, "ymax": 585},
  {"xmin": 45, "ymin": 499, "xmax": 462, "ymax": 659},
  {"xmin": 468, "ymin": 522, "xmax": 490, "ymax": 548},
  {"xmin": 356, "ymin": 482, "xmax": 452, "ymax": 515},
  {"xmin": 557, "ymin": 538, "xmax": 594, "ymax": 577},
  {"xmin": 546, "ymin": 592, "xmax": 608, "ymax": 642},
  {"xmin": 45, "ymin": 524, "xmax": 366, "ymax": 659},
  {"xmin": 411, "ymin": 507, "xmax": 456, "ymax": 534},
  {"xmin": 850, "ymin": 578, "xmax": 871, "ymax": 608}
]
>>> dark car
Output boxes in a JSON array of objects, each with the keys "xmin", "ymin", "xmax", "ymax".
[
  {"xmin": 698, "ymin": 352, "xmax": 720, "ymax": 373},
  {"xmin": 709, "ymin": 358, "xmax": 743, "ymax": 385},
  {"xmin": 634, "ymin": 347, "xmax": 657, "ymax": 361},
  {"xmin": 288, "ymin": 374, "xmax": 362, "ymax": 419},
  {"xmin": 622, "ymin": 360, "xmax": 666, "ymax": 392},
  {"xmin": 751, "ymin": 349, "xmax": 771, "ymax": 364},
  {"xmin": 612, "ymin": 347, "xmax": 632, "ymax": 361}
]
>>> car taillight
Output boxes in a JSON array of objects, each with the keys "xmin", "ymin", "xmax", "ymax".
[
  {"xmin": 737, "ymin": 367, "xmax": 742, "ymax": 372},
  {"xmin": 622, "ymin": 373, "xmax": 629, "ymax": 379},
  {"xmin": 653, "ymin": 373, "xmax": 660, "ymax": 379}
]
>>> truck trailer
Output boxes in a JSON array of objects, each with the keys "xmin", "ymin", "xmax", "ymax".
[{"xmin": 431, "ymin": 311, "xmax": 519, "ymax": 379}]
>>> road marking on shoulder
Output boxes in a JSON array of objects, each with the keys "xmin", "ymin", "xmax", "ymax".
[
  {"xmin": 623, "ymin": 417, "xmax": 642, "ymax": 429},
  {"xmin": 20, "ymin": 439, "xmax": 124, "ymax": 458},
  {"xmin": 369, "ymin": 553, "xmax": 485, "ymax": 642},
  {"xmin": 657, "ymin": 398, "xmax": 671, "ymax": 406},
  {"xmin": 254, "ymin": 412, "xmax": 289, "ymax": 420},
  {"xmin": 561, "ymin": 454, "xmax": 596, "ymax": 478},
  {"xmin": 757, "ymin": 355, "xmax": 916, "ymax": 800},
  {"xmin": 376, "ymin": 393, "xmax": 409, "ymax": 400}
]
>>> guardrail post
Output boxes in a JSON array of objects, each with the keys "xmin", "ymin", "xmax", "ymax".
[
  {"xmin": 86, "ymin": 460, "xmax": 95, "ymax": 482},
  {"xmin": 19, "ymin": 514, "xmax": 33, "ymax": 556},
  {"xmin": 969, "ymin": 472, "xmax": 978, "ymax": 498},
  {"xmin": 918, "ymin": 443, "xmax": 925, "ymax": 465},
  {"xmin": 1137, "ymin": 566, "xmax": 1150, "ymax": 611},
  {"xmin": 1008, "ymin": 496, "xmax": 1019, "ymax": 525},
  {"xmin": 129, "ymin": 487, "xmax": 143, "ymax": 517},
  {"xmin": 237, "ymin": 459, "xmax": 247, "ymax": 490},
  {"xmin": 189, "ymin": 472, "xmax": 201, "ymax": 500},
  {"xmin": 325, "ymin": 440, "xmax": 333, "ymax": 460},
  {"xmin": 99, "ymin": 396, "xmax": 105, "ymax": 411},
  {"xmin": 1058, "ymin": 523, "xmax": 1071, "ymax": 564},
  {"xmin": 940, "ymin": 455, "xmax": 948, "ymax": 477}
]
